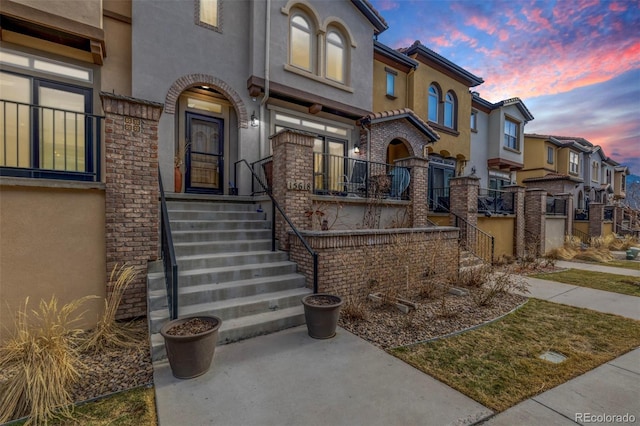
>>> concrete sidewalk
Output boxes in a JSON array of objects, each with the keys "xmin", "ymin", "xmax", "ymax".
[
  {"xmin": 154, "ymin": 325, "xmax": 493, "ymax": 426},
  {"xmin": 555, "ymin": 260, "xmax": 640, "ymax": 276},
  {"xmin": 484, "ymin": 348, "xmax": 640, "ymax": 425}
]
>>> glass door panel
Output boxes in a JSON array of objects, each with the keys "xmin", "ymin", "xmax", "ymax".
[{"xmin": 186, "ymin": 112, "xmax": 223, "ymax": 193}]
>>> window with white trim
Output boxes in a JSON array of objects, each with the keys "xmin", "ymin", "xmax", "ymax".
[
  {"xmin": 386, "ymin": 71, "xmax": 395, "ymax": 97},
  {"xmin": 290, "ymin": 13, "xmax": 313, "ymax": 72},
  {"xmin": 444, "ymin": 92, "xmax": 455, "ymax": 128},
  {"xmin": 547, "ymin": 146, "xmax": 554, "ymax": 164},
  {"xmin": 504, "ymin": 118, "xmax": 519, "ymax": 150},
  {"xmin": 325, "ymin": 30, "xmax": 345, "ymax": 83},
  {"xmin": 569, "ymin": 151, "xmax": 580, "ymax": 174}
]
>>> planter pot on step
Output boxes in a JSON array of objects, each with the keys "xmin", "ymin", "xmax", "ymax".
[
  {"xmin": 160, "ymin": 315, "xmax": 222, "ymax": 379},
  {"xmin": 302, "ymin": 294, "xmax": 343, "ymax": 339}
]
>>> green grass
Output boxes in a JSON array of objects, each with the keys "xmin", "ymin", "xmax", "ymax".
[
  {"xmin": 390, "ymin": 299, "xmax": 640, "ymax": 412},
  {"xmin": 11, "ymin": 386, "xmax": 157, "ymax": 426},
  {"xmin": 581, "ymin": 259, "xmax": 640, "ymax": 271},
  {"xmin": 531, "ymin": 269, "xmax": 640, "ymax": 296}
]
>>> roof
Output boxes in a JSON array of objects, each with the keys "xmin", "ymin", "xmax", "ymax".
[
  {"xmin": 360, "ymin": 108, "xmax": 440, "ymax": 142},
  {"xmin": 522, "ymin": 173, "xmax": 583, "ymax": 183},
  {"xmin": 525, "ymin": 134, "xmax": 592, "ymax": 152},
  {"xmin": 374, "ymin": 40, "xmax": 418, "ymax": 70},
  {"xmin": 400, "ymin": 41, "xmax": 484, "ymax": 87},
  {"xmin": 351, "ymin": 0, "xmax": 388, "ymax": 34},
  {"xmin": 472, "ymin": 93, "xmax": 534, "ymax": 122}
]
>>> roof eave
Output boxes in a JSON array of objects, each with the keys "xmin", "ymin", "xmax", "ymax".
[{"xmin": 351, "ymin": 0, "xmax": 388, "ymax": 34}]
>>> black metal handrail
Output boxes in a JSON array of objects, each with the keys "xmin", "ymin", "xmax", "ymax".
[
  {"xmin": 159, "ymin": 169, "xmax": 179, "ymax": 320},
  {"xmin": 234, "ymin": 159, "xmax": 319, "ymax": 293},
  {"xmin": 477, "ymin": 188, "xmax": 515, "ymax": 214},
  {"xmin": 428, "ymin": 194, "xmax": 494, "ymax": 263},
  {"xmin": 546, "ymin": 197, "xmax": 568, "ymax": 216},
  {"xmin": 429, "ymin": 187, "xmax": 450, "ymax": 212},
  {"xmin": 0, "ymin": 99, "xmax": 102, "ymax": 182},
  {"xmin": 249, "ymin": 156, "xmax": 273, "ymax": 195}
]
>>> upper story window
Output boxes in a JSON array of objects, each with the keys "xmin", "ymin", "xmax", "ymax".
[
  {"xmin": 428, "ymin": 85, "xmax": 439, "ymax": 122},
  {"xmin": 385, "ymin": 68, "xmax": 396, "ymax": 98},
  {"xmin": 547, "ymin": 146, "xmax": 554, "ymax": 164},
  {"xmin": 444, "ymin": 92, "xmax": 455, "ymax": 128},
  {"xmin": 569, "ymin": 151, "xmax": 580, "ymax": 174},
  {"xmin": 504, "ymin": 118, "xmax": 519, "ymax": 150},
  {"xmin": 606, "ymin": 169, "xmax": 612, "ymax": 184},
  {"xmin": 290, "ymin": 13, "xmax": 314, "ymax": 71},
  {"xmin": 470, "ymin": 110, "xmax": 477, "ymax": 131},
  {"xmin": 196, "ymin": 0, "xmax": 221, "ymax": 31},
  {"xmin": 325, "ymin": 30, "xmax": 345, "ymax": 83},
  {"xmin": 591, "ymin": 161, "xmax": 599, "ymax": 181}
]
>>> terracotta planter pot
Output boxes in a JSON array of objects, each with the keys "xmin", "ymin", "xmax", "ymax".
[
  {"xmin": 160, "ymin": 315, "xmax": 222, "ymax": 379},
  {"xmin": 301, "ymin": 294, "xmax": 343, "ymax": 339},
  {"xmin": 174, "ymin": 166, "xmax": 182, "ymax": 193}
]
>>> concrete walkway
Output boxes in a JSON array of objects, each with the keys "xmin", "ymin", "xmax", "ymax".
[{"xmin": 154, "ymin": 325, "xmax": 492, "ymax": 426}]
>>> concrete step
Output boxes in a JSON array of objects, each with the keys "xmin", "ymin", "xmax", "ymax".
[
  {"xmin": 167, "ymin": 210, "xmax": 266, "ymax": 221},
  {"xmin": 171, "ymin": 229, "xmax": 272, "ymax": 243},
  {"xmin": 148, "ymin": 273, "xmax": 307, "ymax": 312},
  {"xmin": 150, "ymin": 305, "xmax": 306, "ymax": 360},
  {"xmin": 166, "ymin": 200, "xmax": 257, "ymax": 212},
  {"xmin": 459, "ymin": 251, "xmax": 486, "ymax": 268},
  {"xmin": 147, "ymin": 261, "xmax": 299, "ymax": 291},
  {"xmin": 170, "ymin": 220, "xmax": 270, "ymax": 231},
  {"xmin": 176, "ymin": 250, "xmax": 290, "ymax": 270},
  {"xmin": 174, "ymin": 239, "xmax": 272, "ymax": 256}
]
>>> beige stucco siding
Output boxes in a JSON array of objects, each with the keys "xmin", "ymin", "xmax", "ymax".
[
  {"xmin": 0, "ymin": 184, "xmax": 106, "ymax": 343},
  {"xmin": 13, "ymin": 0, "xmax": 103, "ymax": 29},
  {"xmin": 478, "ymin": 216, "xmax": 514, "ymax": 258},
  {"xmin": 373, "ymin": 60, "xmax": 408, "ymax": 112}
]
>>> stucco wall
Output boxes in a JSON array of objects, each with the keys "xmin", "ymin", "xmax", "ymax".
[
  {"xmin": 102, "ymin": 12, "xmax": 132, "ymax": 95},
  {"xmin": 428, "ymin": 214, "xmax": 451, "ymax": 227},
  {"xmin": 574, "ymin": 220, "xmax": 589, "ymax": 235},
  {"xmin": 544, "ymin": 217, "xmax": 566, "ymax": 252},
  {"xmin": 470, "ymin": 109, "xmax": 490, "ymax": 187},
  {"xmin": 477, "ymin": 216, "xmax": 515, "ymax": 258},
  {"xmin": 14, "ymin": 0, "xmax": 103, "ymax": 28},
  {"xmin": 373, "ymin": 60, "xmax": 408, "ymax": 112},
  {"xmin": 0, "ymin": 183, "xmax": 106, "ymax": 343}
]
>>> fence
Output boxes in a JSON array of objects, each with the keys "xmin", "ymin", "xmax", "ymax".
[
  {"xmin": 477, "ymin": 188, "xmax": 515, "ymax": 215},
  {"xmin": 429, "ymin": 187, "xmax": 450, "ymax": 212},
  {"xmin": 604, "ymin": 206, "xmax": 614, "ymax": 221},
  {"xmin": 546, "ymin": 197, "xmax": 568, "ymax": 216}
]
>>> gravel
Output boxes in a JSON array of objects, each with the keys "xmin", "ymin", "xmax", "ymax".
[{"xmin": 338, "ymin": 289, "xmax": 528, "ymax": 350}]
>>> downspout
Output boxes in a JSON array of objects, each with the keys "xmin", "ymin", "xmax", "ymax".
[{"xmin": 259, "ymin": 0, "xmax": 271, "ymax": 159}]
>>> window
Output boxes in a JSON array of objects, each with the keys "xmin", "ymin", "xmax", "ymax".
[
  {"xmin": 470, "ymin": 110, "xmax": 477, "ymax": 131},
  {"xmin": 606, "ymin": 169, "xmax": 612, "ymax": 184},
  {"xmin": 196, "ymin": 0, "xmax": 220, "ymax": 31},
  {"xmin": 0, "ymin": 70, "xmax": 98, "ymax": 181},
  {"xmin": 444, "ymin": 92, "xmax": 455, "ymax": 128},
  {"xmin": 547, "ymin": 146, "xmax": 554, "ymax": 164},
  {"xmin": 592, "ymin": 161, "xmax": 599, "ymax": 181},
  {"xmin": 290, "ymin": 13, "xmax": 313, "ymax": 71},
  {"xmin": 386, "ymin": 71, "xmax": 395, "ymax": 97},
  {"xmin": 504, "ymin": 119, "xmax": 519, "ymax": 150},
  {"xmin": 325, "ymin": 30, "xmax": 345, "ymax": 83},
  {"xmin": 569, "ymin": 151, "xmax": 579, "ymax": 174},
  {"xmin": 428, "ymin": 85, "xmax": 439, "ymax": 122}
]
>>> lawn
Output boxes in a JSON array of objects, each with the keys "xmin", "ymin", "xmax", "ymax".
[
  {"xmin": 11, "ymin": 386, "xmax": 157, "ymax": 426},
  {"xmin": 586, "ymin": 259, "xmax": 640, "ymax": 271},
  {"xmin": 390, "ymin": 299, "xmax": 640, "ymax": 412},
  {"xmin": 531, "ymin": 269, "xmax": 640, "ymax": 297}
]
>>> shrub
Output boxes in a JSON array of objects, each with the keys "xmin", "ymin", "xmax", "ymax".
[
  {"xmin": 458, "ymin": 265, "xmax": 492, "ymax": 288},
  {"xmin": 0, "ymin": 296, "xmax": 95, "ymax": 425},
  {"xmin": 341, "ymin": 296, "xmax": 368, "ymax": 321},
  {"xmin": 473, "ymin": 270, "xmax": 529, "ymax": 307}
]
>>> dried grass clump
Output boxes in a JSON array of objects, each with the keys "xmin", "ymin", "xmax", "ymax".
[
  {"xmin": 458, "ymin": 265, "xmax": 492, "ymax": 288},
  {"xmin": 0, "ymin": 296, "xmax": 94, "ymax": 425},
  {"xmin": 573, "ymin": 248, "xmax": 613, "ymax": 263},
  {"xmin": 546, "ymin": 246, "xmax": 576, "ymax": 260},
  {"xmin": 341, "ymin": 296, "xmax": 368, "ymax": 321},
  {"xmin": 473, "ymin": 269, "xmax": 529, "ymax": 307},
  {"xmin": 82, "ymin": 264, "xmax": 144, "ymax": 352},
  {"xmin": 607, "ymin": 234, "xmax": 638, "ymax": 251}
]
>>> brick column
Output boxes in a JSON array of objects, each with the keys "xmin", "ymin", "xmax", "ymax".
[
  {"xmin": 557, "ymin": 193, "xmax": 574, "ymax": 237},
  {"xmin": 505, "ymin": 185, "xmax": 525, "ymax": 258},
  {"xmin": 395, "ymin": 157, "xmax": 429, "ymax": 228},
  {"xmin": 588, "ymin": 202, "xmax": 604, "ymax": 238},
  {"xmin": 101, "ymin": 92, "xmax": 163, "ymax": 319},
  {"xmin": 449, "ymin": 176, "xmax": 479, "ymax": 249},
  {"xmin": 524, "ymin": 188, "xmax": 546, "ymax": 256},
  {"xmin": 270, "ymin": 129, "xmax": 315, "ymax": 249},
  {"xmin": 614, "ymin": 205, "xmax": 623, "ymax": 234}
]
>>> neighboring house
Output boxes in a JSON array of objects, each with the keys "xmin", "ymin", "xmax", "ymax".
[{"xmin": 469, "ymin": 94, "xmax": 534, "ymax": 190}]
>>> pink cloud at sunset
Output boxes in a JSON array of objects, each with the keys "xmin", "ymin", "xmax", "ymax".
[{"xmin": 370, "ymin": 0, "xmax": 640, "ymax": 174}]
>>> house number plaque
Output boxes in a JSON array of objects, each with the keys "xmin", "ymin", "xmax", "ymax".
[{"xmin": 287, "ymin": 180, "xmax": 311, "ymax": 191}]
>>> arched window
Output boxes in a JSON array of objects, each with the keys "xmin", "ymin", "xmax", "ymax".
[
  {"xmin": 290, "ymin": 13, "xmax": 313, "ymax": 71},
  {"xmin": 325, "ymin": 30, "xmax": 345, "ymax": 83},
  {"xmin": 444, "ymin": 92, "xmax": 455, "ymax": 128},
  {"xmin": 428, "ymin": 85, "xmax": 439, "ymax": 122}
]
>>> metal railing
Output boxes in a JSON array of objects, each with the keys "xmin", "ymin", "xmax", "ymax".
[
  {"xmin": 250, "ymin": 156, "xmax": 273, "ymax": 195},
  {"xmin": 234, "ymin": 159, "xmax": 319, "ymax": 293},
  {"xmin": 604, "ymin": 206, "xmax": 614, "ymax": 221},
  {"xmin": 574, "ymin": 208, "xmax": 589, "ymax": 221},
  {"xmin": 429, "ymin": 187, "xmax": 450, "ymax": 212},
  {"xmin": 159, "ymin": 169, "xmax": 179, "ymax": 320},
  {"xmin": 454, "ymin": 214, "xmax": 495, "ymax": 263},
  {"xmin": 572, "ymin": 227, "xmax": 590, "ymax": 245},
  {"xmin": 477, "ymin": 188, "xmax": 515, "ymax": 215},
  {"xmin": 1, "ymin": 99, "xmax": 102, "ymax": 182},
  {"xmin": 546, "ymin": 197, "xmax": 568, "ymax": 216},
  {"xmin": 313, "ymin": 153, "xmax": 411, "ymax": 200}
]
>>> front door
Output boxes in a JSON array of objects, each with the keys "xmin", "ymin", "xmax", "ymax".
[{"xmin": 185, "ymin": 112, "xmax": 223, "ymax": 194}]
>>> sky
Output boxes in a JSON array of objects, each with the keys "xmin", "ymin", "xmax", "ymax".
[{"xmin": 370, "ymin": 0, "xmax": 640, "ymax": 176}]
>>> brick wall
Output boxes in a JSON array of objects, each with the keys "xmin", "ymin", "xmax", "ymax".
[
  {"xmin": 359, "ymin": 120, "xmax": 431, "ymax": 164},
  {"xmin": 289, "ymin": 228, "xmax": 459, "ymax": 299},
  {"xmin": 588, "ymin": 202, "xmax": 604, "ymax": 238},
  {"xmin": 395, "ymin": 157, "xmax": 429, "ymax": 227},
  {"xmin": 524, "ymin": 188, "xmax": 546, "ymax": 255},
  {"xmin": 449, "ymin": 176, "xmax": 479, "ymax": 249},
  {"xmin": 101, "ymin": 92, "xmax": 163, "ymax": 319}
]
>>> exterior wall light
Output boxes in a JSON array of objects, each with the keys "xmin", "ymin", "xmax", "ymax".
[
  {"xmin": 354, "ymin": 144, "xmax": 360, "ymax": 154},
  {"xmin": 251, "ymin": 111, "xmax": 259, "ymax": 127}
]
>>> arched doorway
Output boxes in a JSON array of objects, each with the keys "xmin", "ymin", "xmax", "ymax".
[{"xmin": 386, "ymin": 138, "xmax": 411, "ymax": 165}]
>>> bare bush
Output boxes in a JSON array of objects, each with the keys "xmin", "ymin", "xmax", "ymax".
[
  {"xmin": 341, "ymin": 296, "xmax": 368, "ymax": 321},
  {"xmin": 473, "ymin": 269, "xmax": 529, "ymax": 307},
  {"xmin": 458, "ymin": 265, "xmax": 492, "ymax": 288}
]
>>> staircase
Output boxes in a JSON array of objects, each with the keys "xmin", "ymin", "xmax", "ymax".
[
  {"xmin": 459, "ymin": 250, "xmax": 487, "ymax": 271},
  {"xmin": 148, "ymin": 196, "xmax": 310, "ymax": 360}
]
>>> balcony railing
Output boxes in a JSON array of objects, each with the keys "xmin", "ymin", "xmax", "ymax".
[
  {"xmin": 429, "ymin": 187, "xmax": 450, "ymax": 212},
  {"xmin": 477, "ymin": 188, "xmax": 515, "ymax": 215},
  {"xmin": 546, "ymin": 197, "xmax": 568, "ymax": 216},
  {"xmin": 574, "ymin": 208, "xmax": 589, "ymax": 221},
  {"xmin": 1, "ymin": 99, "xmax": 102, "ymax": 182},
  {"xmin": 313, "ymin": 153, "xmax": 410, "ymax": 200},
  {"xmin": 604, "ymin": 206, "xmax": 614, "ymax": 221}
]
